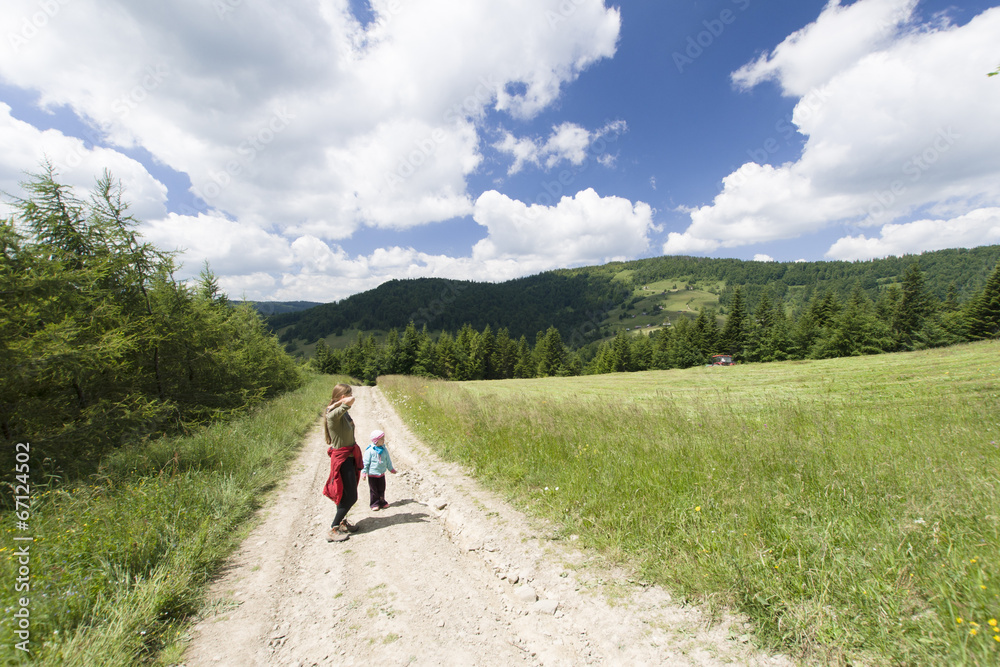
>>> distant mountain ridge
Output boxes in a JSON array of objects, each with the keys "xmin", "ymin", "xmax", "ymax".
[
  {"xmin": 237, "ymin": 300, "xmax": 323, "ymax": 316},
  {"xmin": 268, "ymin": 246, "xmax": 1000, "ymax": 347}
]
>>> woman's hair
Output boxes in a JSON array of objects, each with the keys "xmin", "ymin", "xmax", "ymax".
[{"xmin": 323, "ymin": 383, "xmax": 352, "ymax": 444}]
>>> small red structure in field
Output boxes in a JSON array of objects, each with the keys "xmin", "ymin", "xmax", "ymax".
[{"xmin": 711, "ymin": 354, "xmax": 734, "ymax": 366}]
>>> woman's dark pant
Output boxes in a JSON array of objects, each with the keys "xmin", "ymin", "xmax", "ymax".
[
  {"xmin": 332, "ymin": 460, "xmax": 357, "ymax": 526},
  {"xmin": 368, "ymin": 475, "xmax": 386, "ymax": 508}
]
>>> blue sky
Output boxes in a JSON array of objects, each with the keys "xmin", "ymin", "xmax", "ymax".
[{"xmin": 2, "ymin": 0, "xmax": 998, "ymax": 302}]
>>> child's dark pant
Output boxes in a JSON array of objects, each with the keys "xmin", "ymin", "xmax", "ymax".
[{"xmin": 368, "ymin": 475, "xmax": 387, "ymax": 508}]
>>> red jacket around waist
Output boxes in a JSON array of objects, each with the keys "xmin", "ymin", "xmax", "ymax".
[{"xmin": 322, "ymin": 443, "xmax": 363, "ymax": 505}]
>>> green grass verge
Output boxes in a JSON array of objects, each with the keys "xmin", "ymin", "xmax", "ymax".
[
  {"xmin": 380, "ymin": 341, "xmax": 1000, "ymax": 665},
  {"xmin": 0, "ymin": 373, "xmax": 339, "ymax": 666}
]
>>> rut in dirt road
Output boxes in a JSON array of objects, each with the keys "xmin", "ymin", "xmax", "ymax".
[{"xmin": 180, "ymin": 385, "xmax": 792, "ymax": 667}]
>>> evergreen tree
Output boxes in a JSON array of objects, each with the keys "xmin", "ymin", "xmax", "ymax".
[
  {"xmin": 756, "ymin": 301, "xmax": 794, "ymax": 363},
  {"xmin": 893, "ymin": 262, "xmax": 934, "ymax": 349},
  {"xmin": 452, "ymin": 324, "xmax": 477, "ymax": 380},
  {"xmin": 609, "ymin": 330, "xmax": 632, "ymax": 372},
  {"xmin": 490, "ymin": 327, "xmax": 517, "ymax": 379},
  {"xmin": 668, "ymin": 317, "xmax": 705, "ymax": 368},
  {"xmin": 535, "ymin": 326, "xmax": 567, "ymax": 377},
  {"xmin": 792, "ymin": 290, "xmax": 841, "ymax": 359},
  {"xmin": 966, "ymin": 262, "xmax": 1000, "ymax": 339},
  {"xmin": 471, "ymin": 324, "xmax": 495, "ymax": 380},
  {"xmin": 811, "ymin": 284, "xmax": 890, "ymax": 358},
  {"xmin": 744, "ymin": 292, "xmax": 775, "ymax": 362},
  {"xmin": 397, "ymin": 321, "xmax": 421, "ymax": 375},
  {"xmin": 434, "ymin": 332, "xmax": 458, "ymax": 379},
  {"xmin": 693, "ymin": 307, "xmax": 720, "ymax": 358},
  {"xmin": 876, "ymin": 284, "xmax": 900, "ymax": 322},
  {"xmin": 942, "ymin": 282, "xmax": 960, "ymax": 312},
  {"xmin": 587, "ymin": 341, "xmax": 613, "ymax": 374},
  {"xmin": 650, "ymin": 326, "xmax": 673, "ymax": 370},
  {"xmin": 630, "ymin": 334, "xmax": 653, "ymax": 371},
  {"xmin": 1, "ymin": 167, "xmax": 301, "ymax": 469},
  {"xmin": 719, "ymin": 286, "xmax": 748, "ymax": 360},
  {"xmin": 314, "ymin": 339, "xmax": 333, "ymax": 373},
  {"xmin": 412, "ymin": 330, "xmax": 437, "ymax": 377},
  {"xmin": 383, "ymin": 328, "xmax": 401, "ymax": 373},
  {"xmin": 513, "ymin": 336, "xmax": 535, "ymax": 378}
]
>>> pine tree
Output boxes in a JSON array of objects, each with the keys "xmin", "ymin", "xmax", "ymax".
[
  {"xmin": 398, "ymin": 321, "xmax": 421, "ymax": 375},
  {"xmin": 650, "ymin": 327, "xmax": 673, "ymax": 370},
  {"xmin": 609, "ymin": 330, "xmax": 632, "ymax": 372},
  {"xmin": 669, "ymin": 317, "xmax": 705, "ymax": 368},
  {"xmin": 966, "ymin": 262, "xmax": 1000, "ymax": 339},
  {"xmin": 513, "ymin": 336, "xmax": 535, "ymax": 378},
  {"xmin": 720, "ymin": 286, "xmax": 748, "ymax": 360},
  {"xmin": 434, "ymin": 332, "xmax": 458, "ymax": 379},
  {"xmin": 893, "ymin": 262, "xmax": 934, "ymax": 349},
  {"xmin": 471, "ymin": 324, "xmax": 495, "ymax": 380},
  {"xmin": 630, "ymin": 334, "xmax": 653, "ymax": 371},
  {"xmin": 490, "ymin": 327, "xmax": 517, "ymax": 379},
  {"xmin": 412, "ymin": 330, "xmax": 437, "ymax": 377},
  {"xmin": 535, "ymin": 326, "xmax": 567, "ymax": 377},
  {"xmin": 1, "ymin": 167, "xmax": 301, "ymax": 469},
  {"xmin": 693, "ymin": 307, "xmax": 720, "ymax": 358},
  {"xmin": 811, "ymin": 284, "xmax": 890, "ymax": 358}
]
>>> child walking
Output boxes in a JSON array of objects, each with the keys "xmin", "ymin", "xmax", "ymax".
[{"xmin": 361, "ymin": 429, "xmax": 397, "ymax": 510}]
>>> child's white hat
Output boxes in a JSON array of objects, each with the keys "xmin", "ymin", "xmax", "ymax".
[{"xmin": 370, "ymin": 429, "xmax": 385, "ymax": 443}]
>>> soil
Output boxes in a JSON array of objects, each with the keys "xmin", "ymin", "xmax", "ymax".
[{"xmin": 179, "ymin": 385, "xmax": 793, "ymax": 666}]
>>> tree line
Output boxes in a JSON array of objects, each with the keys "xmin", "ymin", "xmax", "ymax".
[
  {"xmin": 1, "ymin": 167, "xmax": 301, "ymax": 480},
  {"xmin": 272, "ymin": 273, "xmax": 631, "ymax": 346},
  {"xmin": 272, "ymin": 245, "xmax": 1000, "ymax": 349},
  {"xmin": 313, "ymin": 260, "xmax": 1000, "ymax": 383}
]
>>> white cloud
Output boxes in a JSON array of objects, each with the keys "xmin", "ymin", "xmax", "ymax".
[
  {"xmin": 662, "ymin": 232, "xmax": 720, "ymax": 255},
  {"xmin": 137, "ymin": 185, "xmax": 657, "ymax": 303},
  {"xmin": 753, "ymin": 254, "xmax": 775, "ymax": 262},
  {"xmin": 494, "ymin": 120, "xmax": 626, "ymax": 175},
  {"xmin": 732, "ymin": 0, "xmax": 918, "ymax": 96},
  {"xmin": 0, "ymin": 103, "xmax": 167, "ymax": 221},
  {"xmin": 141, "ymin": 212, "xmax": 294, "ymax": 276},
  {"xmin": 472, "ymin": 188, "xmax": 654, "ymax": 266},
  {"xmin": 0, "ymin": 0, "xmax": 621, "ymax": 238},
  {"xmin": 669, "ymin": 3, "xmax": 1000, "ymax": 256},
  {"xmin": 493, "ymin": 133, "xmax": 542, "ymax": 177},
  {"xmin": 826, "ymin": 208, "xmax": 1000, "ymax": 260}
]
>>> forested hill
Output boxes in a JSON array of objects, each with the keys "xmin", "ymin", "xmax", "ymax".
[
  {"xmin": 270, "ymin": 245, "xmax": 1000, "ymax": 346},
  {"xmin": 236, "ymin": 300, "xmax": 323, "ymax": 316},
  {"xmin": 605, "ymin": 246, "xmax": 1000, "ymax": 304},
  {"xmin": 269, "ymin": 273, "xmax": 631, "ymax": 344}
]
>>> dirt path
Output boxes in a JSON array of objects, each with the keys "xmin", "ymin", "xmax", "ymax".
[{"xmin": 179, "ymin": 386, "xmax": 792, "ymax": 666}]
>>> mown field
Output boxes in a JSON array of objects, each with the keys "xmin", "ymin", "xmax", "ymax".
[{"xmin": 380, "ymin": 340, "xmax": 1000, "ymax": 666}]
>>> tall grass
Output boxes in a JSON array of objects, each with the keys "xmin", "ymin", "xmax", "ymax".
[
  {"xmin": 381, "ymin": 341, "xmax": 1000, "ymax": 665},
  {"xmin": 0, "ymin": 373, "xmax": 338, "ymax": 666}
]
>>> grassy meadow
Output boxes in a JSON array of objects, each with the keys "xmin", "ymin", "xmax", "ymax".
[
  {"xmin": 379, "ymin": 340, "xmax": 1000, "ymax": 665},
  {"xmin": 0, "ymin": 373, "xmax": 339, "ymax": 666}
]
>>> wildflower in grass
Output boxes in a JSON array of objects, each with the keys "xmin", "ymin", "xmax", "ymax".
[
  {"xmin": 695, "ymin": 506, "xmax": 701, "ymax": 512},
  {"xmin": 970, "ymin": 629, "xmax": 978, "ymax": 636},
  {"xmin": 989, "ymin": 619, "xmax": 997, "ymax": 627},
  {"xmin": 957, "ymin": 618, "xmax": 963, "ymax": 624}
]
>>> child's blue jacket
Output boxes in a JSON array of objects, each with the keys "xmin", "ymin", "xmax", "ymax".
[{"xmin": 361, "ymin": 445, "xmax": 395, "ymax": 476}]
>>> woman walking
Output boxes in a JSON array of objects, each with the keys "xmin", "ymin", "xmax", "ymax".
[{"xmin": 321, "ymin": 383, "xmax": 363, "ymax": 542}]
